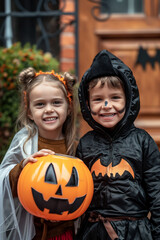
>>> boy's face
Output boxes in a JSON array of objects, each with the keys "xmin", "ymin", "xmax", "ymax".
[{"xmin": 89, "ymin": 81, "xmax": 126, "ymax": 130}]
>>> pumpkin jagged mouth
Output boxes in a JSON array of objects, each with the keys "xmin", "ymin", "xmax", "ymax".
[{"xmin": 31, "ymin": 188, "xmax": 86, "ymax": 214}]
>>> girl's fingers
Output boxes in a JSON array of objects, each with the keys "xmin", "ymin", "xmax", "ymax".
[
  {"xmin": 39, "ymin": 149, "xmax": 55, "ymax": 154},
  {"xmin": 33, "ymin": 149, "xmax": 55, "ymax": 157},
  {"xmin": 22, "ymin": 157, "xmax": 37, "ymax": 168},
  {"xmin": 23, "ymin": 150, "xmax": 55, "ymax": 167}
]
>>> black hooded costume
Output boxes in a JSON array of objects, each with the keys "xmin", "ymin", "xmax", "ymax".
[{"xmin": 75, "ymin": 50, "xmax": 160, "ymax": 240}]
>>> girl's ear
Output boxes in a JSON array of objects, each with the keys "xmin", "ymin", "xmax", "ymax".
[{"xmin": 27, "ymin": 109, "xmax": 34, "ymax": 120}]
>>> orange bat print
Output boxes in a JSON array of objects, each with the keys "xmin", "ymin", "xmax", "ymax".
[{"xmin": 91, "ymin": 159, "xmax": 135, "ymax": 179}]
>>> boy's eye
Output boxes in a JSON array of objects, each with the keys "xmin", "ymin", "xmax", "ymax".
[
  {"xmin": 112, "ymin": 95, "xmax": 121, "ymax": 100},
  {"xmin": 93, "ymin": 98, "xmax": 102, "ymax": 102}
]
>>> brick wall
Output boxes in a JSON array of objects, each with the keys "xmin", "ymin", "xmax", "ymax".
[{"xmin": 60, "ymin": 0, "xmax": 75, "ymax": 73}]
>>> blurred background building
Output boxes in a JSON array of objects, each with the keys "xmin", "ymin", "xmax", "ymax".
[
  {"xmin": 0, "ymin": 0, "xmax": 160, "ymax": 149},
  {"xmin": 0, "ymin": 0, "xmax": 78, "ymax": 73}
]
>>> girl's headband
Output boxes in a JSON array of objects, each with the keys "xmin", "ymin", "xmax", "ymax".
[{"xmin": 35, "ymin": 70, "xmax": 72, "ymax": 103}]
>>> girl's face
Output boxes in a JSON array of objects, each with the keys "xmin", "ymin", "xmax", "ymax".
[
  {"xmin": 28, "ymin": 81, "xmax": 69, "ymax": 140},
  {"xmin": 89, "ymin": 81, "xmax": 126, "ymax": 130}
]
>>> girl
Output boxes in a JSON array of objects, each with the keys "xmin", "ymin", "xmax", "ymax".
[{"xmin": 0, "ymin": 67, "xmax": 77, "ymax": 240}]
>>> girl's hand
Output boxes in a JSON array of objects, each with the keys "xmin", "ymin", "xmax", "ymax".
[{"xmin": 22, "ymin": 149, "xmax": 55, "ymax": 168}]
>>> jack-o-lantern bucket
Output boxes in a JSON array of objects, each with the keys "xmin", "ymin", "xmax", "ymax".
[{"xmin": 17, "ymin": 154, "xmax": 94, "ymax": 221}]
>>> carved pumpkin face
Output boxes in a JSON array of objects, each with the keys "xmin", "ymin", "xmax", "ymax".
[{"xmin": 17, "ymin": 154, "xmax": 94, "ymax": 221}]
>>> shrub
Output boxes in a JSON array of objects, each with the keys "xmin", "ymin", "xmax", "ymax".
[{"xmin": 0, "ymin": 42, "xmax": 59, "ymax": 162}]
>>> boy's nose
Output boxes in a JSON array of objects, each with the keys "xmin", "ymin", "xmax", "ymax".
[
  {"xmin": 104, "ymin": 101, "xmax": 108, "ymax": 107},
  {"xmin": 102, "ymin": 100, "xmax": 111, "ymax": 109}
]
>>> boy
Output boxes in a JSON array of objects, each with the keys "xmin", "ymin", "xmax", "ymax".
[{"xmin": 76, "ymin": 50, "xmax": 160, "ymax": 239}]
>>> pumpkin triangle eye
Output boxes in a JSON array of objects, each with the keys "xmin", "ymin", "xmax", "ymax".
[
  {"xmin": 66, "ymin": 167, "xmax": 79, "ymax": 187},
  {"xmin": 45, "ymin": 164, "xmax": 57, "ymax": 184}
]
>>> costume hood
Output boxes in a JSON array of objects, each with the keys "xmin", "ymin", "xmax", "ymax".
[{"xmin": 78, "ymin": 49, "xmax": 140, "ymax": 138}]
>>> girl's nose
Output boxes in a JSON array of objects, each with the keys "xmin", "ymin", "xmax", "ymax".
[{"xmin": 44, "ymin": 105, "xmax": 54, "ymax": 113}]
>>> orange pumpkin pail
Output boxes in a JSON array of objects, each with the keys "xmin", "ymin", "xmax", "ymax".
[{"xmin": 17, "ymin": 154, "xmax": 94, "ymax": 221}]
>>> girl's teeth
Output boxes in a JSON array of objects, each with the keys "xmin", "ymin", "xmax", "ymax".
[{"xmin": 44, "ymin": 117, "xmax": 56, "ymax": 121}]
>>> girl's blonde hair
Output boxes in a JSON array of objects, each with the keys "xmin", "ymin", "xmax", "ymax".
[{"xmin": 17, "ymin": 67, "xmax": 77, "ymax": 155}]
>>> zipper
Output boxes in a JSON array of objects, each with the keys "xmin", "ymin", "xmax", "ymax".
[
  {"xmin": 104, "ymin": 132, "xmax": 113, "ymax": 164},
  {"xmin": 109, "ymin": 139, "xmax": 113, "ymax": 163}
]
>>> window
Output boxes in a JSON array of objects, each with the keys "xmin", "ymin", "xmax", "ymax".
[{"xmin": 101, "ymin": 0, "xmax": 143, "ymax": 14}]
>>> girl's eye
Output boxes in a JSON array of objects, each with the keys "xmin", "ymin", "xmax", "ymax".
[
  {"xmin": 36, "ymin": 102, "xmax": 44, "ymax": 107},
  {"xmin": 53, "ymin": 100, "xmax": 63, "ymax": 105}
]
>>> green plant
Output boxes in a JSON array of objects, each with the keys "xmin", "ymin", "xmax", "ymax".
[{"xmin": 0, "ymin": 42, "xmax": 59, "ymax": 162}]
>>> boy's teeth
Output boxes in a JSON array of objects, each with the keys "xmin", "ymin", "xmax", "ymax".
[{"xmin": 102, "ymin": 114, "xmax": 115, "ymax": 117}]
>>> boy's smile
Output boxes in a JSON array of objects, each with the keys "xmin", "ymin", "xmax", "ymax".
[{"xmin": 89, "ymin": 81, "xmax": 126, "ymax": 129}]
